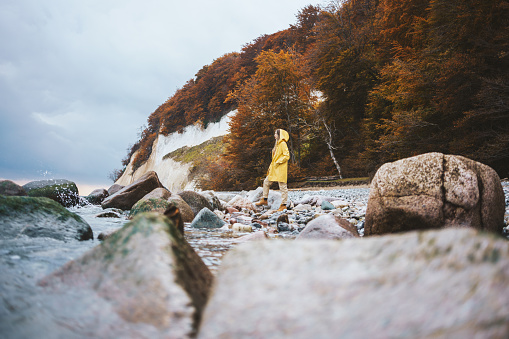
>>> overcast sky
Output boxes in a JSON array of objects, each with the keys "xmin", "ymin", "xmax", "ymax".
[{"xmin": 0, "ymin": 0, "xmax": 322, "ymax": 195}]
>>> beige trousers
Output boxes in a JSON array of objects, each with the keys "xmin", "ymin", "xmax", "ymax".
[{"xmin": 262, "ymin": 177, "xmax": 288, "ymax": 204}]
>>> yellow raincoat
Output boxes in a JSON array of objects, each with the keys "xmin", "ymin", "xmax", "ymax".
[{"xmin": 267, "ymin": 129, "xmax": 290, "ymax": 183}]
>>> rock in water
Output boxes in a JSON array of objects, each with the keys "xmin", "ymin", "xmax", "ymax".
[
  {"xmin": 0, "ymin": 180, "xmax": 27, "ymax": 196},
  {"xmin": 39, "ymin": 213, "xmax": 213, "ymax": 338},
  {"xmin": 198, "ymin": 228, "xmax": 509, "ymax": 338},
  {"xmin": 190, "ymin": 208, "xmax": 226, "ymax": 229},
  {"xmin": 0, "ymin": 196, "xmax": 93, "ymax": 241},
  {"xmin": 23, "ymin": 179, "xmax": 80, "ymax": 207},
  {"xmin": 86, "ymin": 188, "xmax": 109, "ymax": 205},
  {"xmin": 101, "ymin": 171, "xmax": 164, "ymax": 210},
  {"xmin": 365, "ymin": 152, "xmax": 505, "ymax": 235}
]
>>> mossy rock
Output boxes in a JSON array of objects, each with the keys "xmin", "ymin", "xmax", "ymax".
[
  {"xmin": 129, "ymin": 198, "xmax": 171, "ymax": 219},
  {"xmin": 0, "ymin": 180, "xmax": 27, "ymax": 196},
  {"xmin": 23, "ymin": 179, "xmax": 80, "ymax": 207},
  {"xmin": 0, "ymin": 196, "xmax": 93, "ymax": 241}
]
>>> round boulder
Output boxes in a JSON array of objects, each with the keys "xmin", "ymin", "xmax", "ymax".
[
  {"xmin": 365, "ymin": 153, "xmax": 505, "ymax": 236},
  {"xmin": 23, "ymin": 179, "xmax": 80, "ymax": 207},
  {"xmin": 86, "ymin": 189, "xmax": 109, "ymax": 205},
  {"xmin": 297, "ymin": 214, "xmax": 359, "ymax": 240}
]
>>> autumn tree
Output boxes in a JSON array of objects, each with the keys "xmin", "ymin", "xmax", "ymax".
[{"xmin": 220, "ymin": 50, "xmax": 315, "ymax": 189}]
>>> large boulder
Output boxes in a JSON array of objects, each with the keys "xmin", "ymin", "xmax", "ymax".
[
  {"xmin": 178, "ymin": 191, "xmax": 213, "ymax": 216},
  {"xmin": 297, "ymin": 214, "xmax": 359, "ymax": 240},
  {"xmin": 85, "ymin": 188, "xmax": 109, "ymax": 205},
  {"xmin": 0, "ymin": 180, "xmax": 27, "ymax": 196},
  {"xmin": 365, "ymin": 153, "xmax": 505, "ymax": 236},
  {"xmin": 39, "ymin": 213, "xmax": 213, "ymax": 338},
  {"xmin": 23, "ymin": 179, "xmax": 80, "ymax": 207},
  {"xmin": 101, "ymin": 171, "xmax": 164, "ymax": 210},
  {"xmin": 0, "ymin": 196, "xmax": 93, "ymax": 241},
  {"xmin": 198, "ymin": 228, "xmax": 509, "ymax": 338},
  {"xmin": 141, "ymin": 187, "xmax": 172, "ymax": 201}
]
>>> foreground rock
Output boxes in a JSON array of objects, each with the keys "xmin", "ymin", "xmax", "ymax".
[
  {"xmin": 365, "ymin": 152, "xmax": 505, "ymax": 236},
  {"xmin": 198, "ymin": 228, "xmax": 509, "ymax": 338},
  {"xmin": 23, "ymin": 179, "xmax": 80, "ymax": 207},
  {"xmin": 102, "ymin": 171, "xmax": 164, "ymax": 210},
  {"xmin": 0, "ymin": 196, "xmax": 93, "ymax": 241},
  {"xmin": 0, "ymin": 180, "xmax": 27, "ymax": 196},
  {"xmin": 39, "ymin": 213, "xmax": 213, "ymax": 338}
]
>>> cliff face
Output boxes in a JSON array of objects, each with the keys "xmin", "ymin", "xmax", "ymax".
[{"xmin": 116, "ymin": 111, "xmax": 235, "ymax": 192}]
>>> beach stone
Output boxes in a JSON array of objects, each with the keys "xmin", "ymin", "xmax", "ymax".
[
  {"xmin": 365, "ymin": 153, "xmax": 505, "ymax": 236},
  {"xmin": 0, "ymin": 180, "xmax": 27, "ymax": 196},
  {"xmin": 321, "ymin": 200, "xmax": 335, "ymax": 210},
  {"xmin": 101, "ymin": 171, "xmax": 164, "ymax": 210},
  {"xmin": 86, "ymin": 188, "xmax": 109, "ymax": 205},
  {"xmin": 39, "ymin": 213, "xmax": 213, "ymax": 338},
  {"xmin": 200, "ymin": 191, "xmax": 224, "ymax": 211},
  {"xmin": 96, "ymin": 211, "xmax": 121, "ymax": 218},
  {"xmin": 232, "ymin": 223, "xmax": 253, "ymax": 232},
  {"xmin": 234, "ymin": 231, "xmax": 268, "ymax": 243},
  {"xmin": 0, "ymin": 196, "xmax": 93, "ymax": 241},
  {"xmin": 198, "ymin": 228, "xmax": 509, "ymax": 338},
  {"xmin": 297, "ymin": 214, "xmax": 359, "ymax": 240},
  {"xmin": 227, "ymin": 195, "xmax": 256, "ymax": 211},
  {"xmin": 190, "ymin": 208, "xmax": 226, "ymax": 229},
  {"xmin": 23, "ymin": 179, "xmax": 80, "ymax": 207},
  {"xmin": 178, "ymin": 191, "xmax": 213, "ymax": 216}
]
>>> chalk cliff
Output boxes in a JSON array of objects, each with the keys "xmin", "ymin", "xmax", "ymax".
[{"xmin": 116, "ymin": 111, "xmax": 235, "ymax": 192}]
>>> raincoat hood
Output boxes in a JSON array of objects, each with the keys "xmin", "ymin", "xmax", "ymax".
[{"xmin": 278, "ymin": 129, "xmax": 289, "ymax": 143}]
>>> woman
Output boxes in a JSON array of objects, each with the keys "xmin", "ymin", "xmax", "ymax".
[{"xmin": 255, "ymin": 129, "xmax": 290, "ymax": 211}]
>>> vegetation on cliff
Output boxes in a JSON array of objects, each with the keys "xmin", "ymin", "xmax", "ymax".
[{"xmin": 118, "ymin": 0, "xmax": 509, "ymax": 190}]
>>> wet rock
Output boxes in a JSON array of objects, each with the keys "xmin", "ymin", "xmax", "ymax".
[
  {"xmin": 190, "ymin": 208, "xmax": 226, "ymax": 229},
  {"xmin": 297, "ymin": 214, "xmax": 359, "ymax": 240},
  {"xmin": 168, "ymin": 197, "xmax": 195, "ymax": 223},
  {"xmin": 198, "ymin": 228, "xmax": 509, "ymax": 338},
  {"xmin": 129, "ymin": 198, "xmax": 171, "ymax": 219},
  {"xmin": 39, "ymin": 213, "xmax": 213, "ymax": 338},
  {"xmin": 293, "ymin": 203, "xmax": 312, "ymax": 212},
  {"xmin": 0, "ymin": 196, "xmax": 93, "ymax": 241},
  {"xmin": 0, "ymin": 180, "xmax": 27, "ymax": 196},
  {"xmin": 96, "ymin": 211, "xmax": 121, "ymax": 218},
  {"xmin": 23, "ymin": 179, "xmax": 80, "ymax": 207},
  {"xmin": 365, "ymin": 153, "xmax": 505, "ymax": 236},
  {"xmin": 86, "ymin": 188, "xmax": 109, "ymax": 205},
  {"xmin": 102, "ymin": 171, "xmax": 164, "ymax": 210},
  {"xmin": 277, "ymin": 223, "xmax": 292, "ymax": 232},
  {"xmin": 179, "ymin": 191, "xmax": 213, "ymax": 216},
  {"xmin": 97, "ymin": 229, "xmax": 117, "ymax": 241},
  {"xmin": 107, "ymin": 184, "xmax": 124, "ymax": 196}
]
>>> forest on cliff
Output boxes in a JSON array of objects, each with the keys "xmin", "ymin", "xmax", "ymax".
[{"xmin": 117, "ymin": 0, "xmax": 509, "ymax": 190}]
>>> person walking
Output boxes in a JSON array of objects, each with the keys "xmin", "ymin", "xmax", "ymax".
[{"xmin": 255, "ymin": 128, "xmax": 290, "ymax": 211}]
